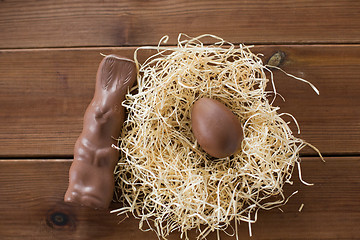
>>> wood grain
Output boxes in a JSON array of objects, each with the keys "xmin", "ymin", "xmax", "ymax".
[
  {"xmin": 1, "ymin": 1, "xmax": 358, "ymax": 240},
  {"xmin": 0, "ymin": 48, "xmax": 134, "ymax": 157},
  {"xmin": 0, "ymin": 0, "xmax": 359, "ymax": 49},
  {"xmin": 260, "ymin": 45, "xmax": 360, "ymax": 156},
  {"xmin": 0, "ymin": 157, "xmax": 358, "ymax": 239},
  {"xmin": 1, "ymin": 45, "xmax": 359, "ymax": 157}
]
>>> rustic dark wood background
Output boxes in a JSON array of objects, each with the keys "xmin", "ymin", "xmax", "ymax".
[{"xmin": 0, "ymin": 1, "xmax": 359, "ymax": 239}]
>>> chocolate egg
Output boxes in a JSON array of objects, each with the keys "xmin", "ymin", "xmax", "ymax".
[{"xmin": 191, "ymin": 98, "xmax": 243, "ymax": 158}]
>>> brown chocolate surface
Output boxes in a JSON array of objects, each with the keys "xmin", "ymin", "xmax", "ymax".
[
  {"xmin": 64, "ymin": 55, "xmax": 136, "ymax": 209},
  {"xmin": 191, "ymin": 97, "xmax": 243, "ymax": 158}
]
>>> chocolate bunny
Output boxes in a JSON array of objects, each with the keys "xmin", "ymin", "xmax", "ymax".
[{"xmin": 64, "ymin": 55, "xmax": 136, "ymax": 209}]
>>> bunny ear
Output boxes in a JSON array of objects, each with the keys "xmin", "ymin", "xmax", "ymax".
[
  {"xmin": 117, "ymin": 62, "xmax": 137, "ymax": 90},
  {"xmin": 98, "ymin": 55, "xmax": 136, "ymax": 92},
  {"xmin": 100, "ymin": 56, "xmax": 116, "ymax": 91}
]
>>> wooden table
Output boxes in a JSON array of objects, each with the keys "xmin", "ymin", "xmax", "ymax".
[{"xmin": 0, "ymin": 1, "xmax": 359, "ymax": 239}]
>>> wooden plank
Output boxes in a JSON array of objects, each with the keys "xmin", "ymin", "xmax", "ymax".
[
  {"xmin": 0, "ymin": 0, "xmax": 360, "ymax": 49},
  {"xmin": 259, "ymin": 45, "xmax": 360, "ymax": 156},
  {"xmin": 0, "ymin": 48, "xmax": 133, "ymax": 157},
  {"xmin": 0, "ymin": 157, "xmax": 359, "ymax": 239},
  {"xmin": 0, "ymin": 45, "xmax": 359, "ymax": 157}
]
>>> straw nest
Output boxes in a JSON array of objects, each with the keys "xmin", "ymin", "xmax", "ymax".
[{"xmin": 112, "ymin": 34, "xmax": 322, "ymax": 239}]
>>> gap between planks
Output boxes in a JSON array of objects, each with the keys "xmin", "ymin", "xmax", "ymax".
[{"xmin": 1, "ymin": 43, "xmax": 360, "ymax": 52}]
